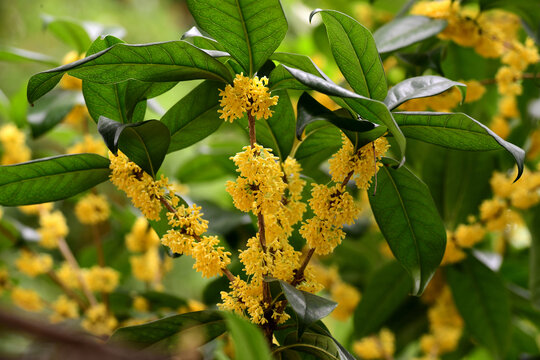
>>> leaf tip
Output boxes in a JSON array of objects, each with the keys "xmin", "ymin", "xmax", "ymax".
[{"xmin": 309, "ymin": 9, "xmax": 322, "ymax": 23}]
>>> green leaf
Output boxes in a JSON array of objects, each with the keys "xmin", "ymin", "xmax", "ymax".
[
  {"xmin": 271, "ymin": 279, "xmax": 337, "ymax": 337},
  {"xmin": 27, "ymin": 41, "xmax": 232, "ymax": 104},
  {"xmin": 161, "ymin": 81, "xmax": 223, "ymax": 153},
  {"xmin": 236, "ymin": 89, "xmax": 295, "ymax": 160},
  {"xmin": 296, "ymin": 92, "xmax": 387, "ymax": 149},
  {"xmin": 373, "ymin": 15, "xmax": 447, "ymax": 54},
  {"xmin": 109, "ymin": 310, "xmax": 226, "ymax": 350},
  {"xmin": 446, "ymin": 256, "xmax": 512, "ymax": 359},
  {"xmin": 354, "ymin": 261, "xmax": 412, "ymax": 338},
  {"xmin": 42, "ymin": 14, "xmax": 92, "ymax": 54},
  {"xmin": 275, "ymin": 332, "xmax": 340, "ymax": 360},
  {"xmin": 393, "ymin": 111, "xmax": 525, "ymax": 180},
  {"xmin": 97, "ymin": 117, "xmax": 170, "ymax": 178},
  {"xmin": 528, "ymin": 205, "xmax": 540, "ymax": 309},
  {"xmin": 368, "ymin": 158, "xmax": 446, "ymax": 295},
  {"xmin": 269, "ymin": 52, "xmax": 330, "ymax": 91},
  {"xmin": 181, "ymin": 26, "xmax": 226, "ymax": 51},
  {"xmin": 0, "ymin": 154, "xmax": 110, "ymax": 206},
  {"xmin": 283, "ymin": 65, "xmax": 406, "ymax": 162},
  {"xmin": 384, "ymin": 75, "xmax": 465, "ymax": 110},
  {"xmin": 224, "ymin": 312, "xmax": 272, "ymax": 360},
  {"xmin": 308, "ymin": 322, "xmax": 356, "ymax": 360},
  {"xmin": 28, "ymin": 90, "xmax": 79, "ymax": 138},
  {"xmin": 141, "ymin": 291, "xmax": 188, "ymax": 309},
  {"xmin": 187, "ymin": 0, "xmax": 288, "ymax": 75},
  {"xmin": 0, "ymin": 47, "xmax": 59, "ymax": 66},
  {"xmin": 294, "ymin": 123, "xmax": 342, "ymax": 174},
  {"xmin": 312, "ymin": 9, "xmax": 387, "ymax": 101}
]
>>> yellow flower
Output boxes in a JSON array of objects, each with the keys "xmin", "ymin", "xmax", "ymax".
[
  {"xmin": 59, "ymin": 51, "xmax": 84, "ymax": 90},
  {"xmin": 0, "ymin": 124, "xmax": 31, "ymax": 165},
  {"xmin": 63, "ymin": 104, "xmax": 89, "ymax": 126},
  {"xmin": 49, "ymin": 295, "xmax": 79, "ymax": 323},
  {"xmin": 18, "ymin": 202, "xmax": 53, "ymax": 215},
  {"xmin": 75, "ymin": 193, "xmax": 110, "ymax": 225},
  {"xmin": 133, "ymin": 296, "xmax": 150, "ymax": 312},
  {"xmin": 126, "ymin": 217, "xmax": 160, "ymax": 253},
  {"xmin": 499, "ymin": 95, "xmax": 519, "ymax": 119},
  {"xmin": 67, "ymin": 134, "xmax": 107, "ymax": 156},
  {"xmin": 300, "ymin": 217, "xmax": 346, "ymax": 255},
  {"xmin": 464, "ymin": 80, "xmax": 486, "ymax": 103},
  {"xmin": 192, "ymin": 235, "xmax": 231, "ymax": 278},
  {"xmin": 218, "ymin": 74, "xmax": 279, "ymax": 123},
  {"xmin": 331, "ymin": 282, "xmax": 361, "ymax": 321},
  {"xmin": 454, "ymin": 223, "xmax": 485, "ymax": 248},
  {"xmin": 130, "ymin": 247, "xmax": 160, "ymax": 282},
  {"xmin": 308, "ymin": 184, "xmax": 360, "ymax": 226},
  {"xmin": 353, "ymin": 328, "xmax": 395, "ymax": 359},
  {"xmin": 11, "ymin": 287, "xmax": 44, "ymax": 312},
  {"xmin": 83, "ymin": 266, "xmax": 120, "ymax": 293},
  {"xmin": 56, "ymin": 262, "xmax": 80, "ymax": 290},
  {"xmin": 490, "ymin": 116, "xmax": 510, "ymax": 140},
  {"xmin": 38, "ymin": 210, "xmax": 69, "ymax": 249},
  {"xmin": 441, "ymin": 231, "xmax": 466, "ymax": 265},
  {"xmin": 81, "ymin": 303, "xmax": 118, "ymax": 336},
  {"xmin": 495, "ymin": 66, "xmax": 522, "ymax": 96},
  {"xmin": 15, "ymin": 250, "xmax": 53, "ymax": 277}
]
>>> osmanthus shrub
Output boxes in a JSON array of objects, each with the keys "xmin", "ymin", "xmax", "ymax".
[{"xmin": 0, "ymin": 0, "xmax": 537, "ymax": 358}]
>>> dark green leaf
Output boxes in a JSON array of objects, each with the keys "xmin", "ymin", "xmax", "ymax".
[
  {"xmin": 294, "ymin": 123, "xmax": 342, "ymax": 174},
  {"xmin": 141, "ymin": 291, "xmax": 187, "ymax": 309},
  {"xmin": 28, "ymin": 90, "xmax": 79, "ymax": 138},
  {"xmin": 109, "ymin": 310, "xmax": 226, "ymax": 350},
  {"xmin": 187, "ymin": 0, "xmax": 288, "ymax": 75},
  {"xmin": 276, "ymin": 332, "xmax": 340, "ymax": 360},
  {"xmin": 283, "ymin": 65, "xmax": 406, "ymax": 161},
  {"xmin": 373, "ymin": 15, "xmax": 447, "ymax": 54},
  {"xmin": 528, "ymin": 205, "xmax": 540, "ymax": 309},
  {"xmin": 97, "ymin": 117, "xmax": 170, "ymax": 178},
  {"xmin": 354, "ymin": 261, "xmax": 412, "ymax": 338},
  {"xmin": 393, "ymin": 111, "xmax": 525, "ymax": 180},
  {"xmin": 385, "ymin": 75, "xmax": 464, "ymax": 110},
  {"xmin": 224, "ymin": 312, "xmax": 272, "ymax": 360},
  {"xmin": 446, "ymin": 256, "xmax": 512, "ymax": 359},
  {"xmin": 42, "ymin": 14, "xmax": 92, "ymax": 54},
  {"xmin": 0, "ymin": 154, "xmax": 110, "ymax": 206},
  {"xmin": 236, "ymin": 90, "xmax": 295, "ymax": 160},
  {"xmin": 269, "ymin": 52, "xmax": 331, "ymax": 90},
  {"xmin": 176, "ymin": 154, "xmax": 236, "ymax": 183},
  {"xmin": 312, "ymin": 9, "xmax": 387, "ymax": 101},
  {"xmin": 308, "ymin": 322, "xmax": 356, "ymax": 360},
  {"xmin": 181, "ymin": 26, "xmax": 226, "ymax": 51},
  {"xmin": 272, "ymin": 279, "xmax": 336, "ymax": 337},
  {"xmin": 368, "ymin": 158, "xmax": 446, "ymax": 295},
  {"xmin": 27, "ymin": 41, "xmax": 232, "ymax": 104},
  {"xmin": 296, "ymin": 92, "xmax": 387, "ymax": 149},
  {"xmin": 0, "ymin": 47, "xmax": 59, "ymax": 66},
  {"xmin": 161, "ymin": 81, "xmax": 223, "ymax": 153}
]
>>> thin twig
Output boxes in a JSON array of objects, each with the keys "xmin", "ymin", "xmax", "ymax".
[{"xmin": 291, "ymin": 248, "xmax": 316, "ymax": 286}]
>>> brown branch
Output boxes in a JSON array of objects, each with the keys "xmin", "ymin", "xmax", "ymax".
[
  {"xmin": 46, "ymin": 271, "xmax": 88, "ymax": 310},
  {"xmin": 291, "ymin": 248, "xmax": 316, "ymax": 286},
  {"xmin": 247, "ymin": 111, "xmax": 256, "ymax": 147}
]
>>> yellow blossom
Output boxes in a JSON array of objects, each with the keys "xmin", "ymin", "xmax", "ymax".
[
  {"xmin": 67, "ymin": 134, "xmax": 107, "ymax": 156},
  {"xmin": 75, "ymin": 193, "xmax": 110, "ymax": 225},
  {"xmin": 63, "ymin": 104, "xmax": 89, "ymax": 126},
  {"xmin": 308, "ymin": 184, "xmax": 360, "ymax": 226},
  {"xmin": 11, "ymin": 287, "xmax": 44, "ymax": 312},
  {"xmin": 496, "ymin": 66, "xmax": 522, "ymax": 96},
  {"xmin": 59, "ymin": 51, "xmax": 84, "ymax": 90},
  {"xmin": 353, "ymin": 328, "xmax": 395, "ymax": 359},
  {"xmin": 490, "ymin": 116, "xmax": 510, "ymax": 140},
  {"xmin": 83, "ymin": 266, "xmax": 120, "ymax": 293},
  {"xmin": 82, "ymin": 303, "xmax": 118, "ymax": 336},
  {"xmin": 18, "ymin": 202, "xmax": 53, "ymax": 215},
  {"xmin": 15, "ymin": 250, "xmax": 53, "ymax": 277},
  {"xmin": 49, "ymin": 295, "xmax": 79, "ymax": 323},
  {"xmin": 56, "ymin": 262, "xmax": 80, "ymax": 290},
  {"xmin": 464, "ymin": 80, "xmax": 486, "ymax": 103},
  {"xmin": 191, "ymin": 235, "xmax": 231, "ymax": 278},
  {"xmin": 0, "ymin": 124, "xmax": 31, "ymax": 165},
  {"xmin": 38, "ymin": 210, "xmax": 68, "ymax": 249},
  {"xmin": 126, "ymin": 217, "xmax": 160, "ymax": 253},
  {"xmin": 454, "ymin": 223, "xmax": 485, "ymax": 248},
  {"xmin": 130, "ymin": 247, "xmax": 160, "ymax": 282},
  {"xmin": 499, "ymin": 95, "xmax": 519, "ymax": 118},
  {"xmin": 133, "ymin": 296, "xmax": 150, "ymax": 312},
  {"xmin": 331, "ymin": 282, "xmax": 361, "ymax": 321},
  {"xmin": 218, "ymin": 74, "xmax": 278, "ymax": 123},
  {"xmin": 441, "ymin": 231, "xmax": 466, "ymax": 265}
]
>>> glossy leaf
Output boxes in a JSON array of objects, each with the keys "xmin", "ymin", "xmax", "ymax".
[
  {"xmin": 354, "ymin": 261, "xmax": 412, "ymax": 338},
  {"xmin": 295, "ymin": 122, "xmax": 342, "ymax": 174},
  {"xmin": 181, "ymin": 26, "xmax": 226, "ymax": 51},
  {"xmin": 224, "ymin": 312, "xmax": 272, "ymax": 360},
  {"xmin": 269, "ymin": 52, "xmax": 330, "ymax": 90},
  {"xmin": 273, "ymin": 279, "xmax": 337, "ymax": 336},
  {"xmin": 384, "ymin": 75, "xmax": 465, "ymax": 110},
  {"xmin": 312, "ymin": 9, "xmax": 387, "ymax": 101},
  {"xmin": 393, "ymin": 111, "xmax": 525, "ymax": 180},
  {"xmin": 276, "ymin": 332, "xmax": 340, "ymax": 360},
  {"xmin": 161, "ymin": 81, "xmax": 223, "ymax": 153},
  {"xmin": 308, "ymin": 322, "xmax": 356, "ymax": 360},
  {"xmin": 141, "ymin": 291, "xmax": 187, "ymax": 309},
  {"xmin": 373, "ymin": 15, "xmax": 447, "ymax": 54},
  {"xmin": 42, "ymin": 14, "xmax": 92, "ymax": 54},
  {"xmin": 0, "ymin": 47, "xmax": 59, "ymax": 66},
  {"xmin": 27, "ymin": 90, "xmax": 79, "ymax": 138},
  {"xmin": 109, "ymin": 310, "xmax": 226, "ymax": 350},
  {"xmin": 446, "ymin": 256, "xmax": 512, "ymax": 359},
  {"xmin": 82, "ymin": 35, "xmax": 176, "ymax": 124},
  {"xmin": 368, "ymin": 158, "xmax": 446, "ymax": 295},
  {"xmin": 97, "ymin": 117, "xmax": 170, "ymax": 178},
  {"xmin": 187, "ymin": 0, "xmax": 288, "ymax": 75},
  {"xmin": 283, "ymin": 65, "xmax": 406, "ymax": 161},
  {"xmin": 237, "ymin": 89, "xmax": 295, "ymax": 160},
  {"xmin": 27, "ymin": 41, "xmax": 232, "ymax": 104},
  {"xmin": 0, "ymin": 154, "xmax": 110, "ymax": 206},
  {"xmin": 297, "ymin": 92, "xmax": 387, "ymax": 149}
]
